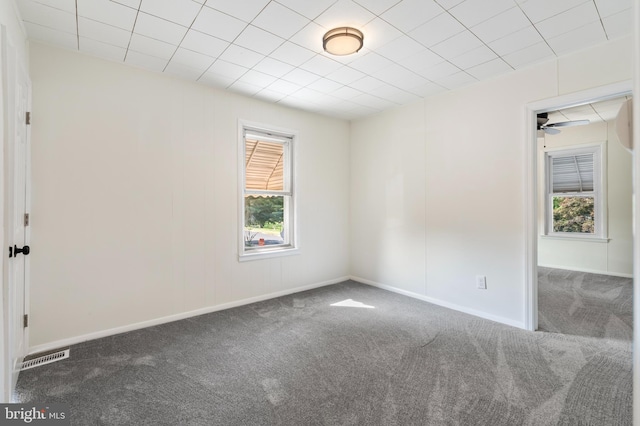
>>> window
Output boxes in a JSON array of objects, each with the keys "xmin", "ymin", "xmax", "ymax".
[
  {"xmin": 239, "ymin": 123, "xmax": 297, "ymax": 260},
  {"xmin": 544, "ymin": 145, "xmax": 605, "ymax": 239}
]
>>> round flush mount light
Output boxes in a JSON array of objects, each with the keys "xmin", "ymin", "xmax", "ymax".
[{"xmin": 323, "ymin": 27, "xmax": 364, "ymax": 56}]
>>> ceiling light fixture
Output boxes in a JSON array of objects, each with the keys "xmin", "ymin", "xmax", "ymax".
[{"xmin": 323, "ymin": 27, "xmax": 364, "ymax": 56}]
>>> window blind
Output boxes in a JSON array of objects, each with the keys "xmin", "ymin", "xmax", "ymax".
[{"xmin": 551, "ymin": 154, "xmax": 594, "ymax": 193}]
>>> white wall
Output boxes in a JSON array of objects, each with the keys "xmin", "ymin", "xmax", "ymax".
[
  {"xmin": 350, "ymin": 36, "xmax": 633, "ymax": 327},
  {"xmin": 28, "ymin": 43, "xmax": 350, "ymax": 350},
  {"xmin": 537, "ymin": 121, "xmax": 633, "ymax": 276}
]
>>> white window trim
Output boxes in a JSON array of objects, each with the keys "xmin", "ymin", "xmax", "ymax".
[
  {"xmin": 543, "ymin": 142, "xmax": 607, "ymax": 239},
  {"xmin": 238, "ymin": 120, "xmax": 299, "ymax": 262}
]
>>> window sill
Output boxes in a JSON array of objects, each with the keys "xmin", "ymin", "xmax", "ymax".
[
  {"xmin": 238, "ymin": 247, "xmax": 300, "ymax": 262},
  {"xmin": 540, "ymin": 235, "xmax": 609, "ymax": 243}
]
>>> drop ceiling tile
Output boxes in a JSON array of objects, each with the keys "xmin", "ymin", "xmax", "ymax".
[
  {"xmin": 170, "ymin": 47, "xmax": 215, "ymax": 71},
  {"xmin": 254, "ymin": 89, "xmax": 288, "ymax": 102},
  {"xmin": 203, "ymin": 0, "xmax": 270, "ymax": 23},
  {"xmin": 125, "ymin": 50, "xmax": 168, "ymax": 72},
  {"xmin": 546, "ymin": 21, "xmax": 607, "ymax": 55},
  {"xmin": 292, "ymin": 87, "xmax": 326, "ymax": 102},
  {"xmin": 361, "ymin": 18, "xmax": 403, "ymax": 50},
  {"xmin": 299, "ymin": 54, "xmax": 343, "ymax": 76},
  {"xmin": 372, "ymin": 84, "xmax": 421, "ymax": 103},
  {"xmin": 602, "ymin": 9, "xmax": 632, "ymax": 39},
  {"xmin": 129, "ymin": 34, "xmax": 177, "ymax": 60},
  {"xmin": 282, "ymin": 68, "xmax": 321, "ymax": 86},
  {"xmin": 353, "ymin": 0, "xmax": 401, "ymax": 15},
  {"xmin": 373, "ymin": 64, "xmax": 428, "ymax": 91},
  {"xmin": 31, "ymin": 0, "xmax": 75, "ymax": 13},
  {"xmin": 140, "ymin": 0, "xmax": 201, "ymax": 27},
  {"xmin": 252, "ymin": 2, "xmax": 310, "ymax": 39},
  {"xmin": 594, "ymin": 0, "xmax": 631, "ymax": 18},
  {"xmin": 449, "ymin": 0, "xmax": 514, "ymax": 28},
  {"xmin": 207, "ymin": 59, "xmax": 249, "ymax": 79},
  {"xmin": 19, "ymin": 1, "xmax": 77, "ymax": 33},
  {"xmin": 502, "ymin": 41, "xmax": 555, "ymax": 69},
  {"xmin": 376, "ymin": 36, "xmax": 425, "ymax": 63},
  {"xmin": 112, "ymin": 0, "xmax": 140, "ymax": 8},
  {"xmin": 253, "ymin": 57, "xmax": 296, "ymax": 77},
  {"xmin": 381, "ymin": 0, "xmax": 444, "ymax": 33},
  {"xmin": 219, "ymin": 44, "xmax": 265, "ymax": 68},
  {"xmin": 180, "ymin": 30, "xmax": 229, "ymax": 58},
  {"xmin": 331, "ymin": 85, "xmax": 364, "ymax": 100},
  {"xmin": 449, "ymin": 45, "xmax": 497, "ymax": 69},
  {"xmin": 488, "ymin": 26, "xmax": 543, "ymax": 56},
  {"xmin": 192, "ymin": 6, "xmax": 246, "ymax": 42},
  {"xmin": 77, "ymin": 0, "xmax": 138, "ymax": 30},
  {"xmin": 238, "ymin": 70, "xmax": 278, "ymax": 87},
  {"xmin": 518, "ymin": 0, "xmax": 590, "ymax": 23},
  {"xmin": 275, "ymin": 0, "xmax": 337, "ymax": 20},
  {"xmin": 352, "ymin": 92, "xmax": 397, "ymax": 109},
  {"xmin": 289, "ymin": 22, "xmax": 326, "ymax": 53},
  {"xmin": 268, "ymin": 79, "xmax": 303, "ymax": 95},
  {"xmin": 228, "ymin": 80, "xmax": 262, "ymax": 96},
  {"xmin": 417, "ymin": 60, "xmax": 460, "ymax": 80},
  {"xmin": 409, "ymin": 82, "xmax": 446, "ymax": 97},
  {"xmin": 471, "ymin": 7, "xmax": 531, "ymax": 44},
  {"xmin": 435, "ymin": 0, "xmax": 465, "ymax": 9},
  {"xmin": 199, "ymin": 72, "xmax": 235, "ymax": 88},
  {"xmin": 431, "ymin": 31, "xmax": 482, "ymax": 60},
  {"xmin": 409, "ymin": 13, "xmax": 465, "ymax": 47},
  {"xmin": 465, "ymin": 57, "xmax": 512, "ymax": 80},
  {"xmin": 24, "ymin": 22, "xmax": 77, "ymax": 49},
  {"xmin": 434, "ymin": 71, "xmax": 477, "ymax": 90},
  {"xmin": 397, "ymin": 49, "xmax": 444, "ymax": 75},
  {"xmin": 350, "ymin": 75, "xmax": 384, "ymax": 92},
  {"xmin": 134, "ymin": 13, "xmax": 188, "ymax": 45},
  {"xmin": 314, "ymin": 0, "xmax": 376, "ymax": 30},
  {"xmin": 326, "ymin": 66, "xmax": 366, "ymax": 85},
  {"xmin": 306, "ymin": 78, "xmax": 343, "ymax": 93},
  {"xmin": 234, "ymin": 26, "xmax": 285, "ymax": 56},
  {"xmin": 78, "ymin": 17, "xmax": 131, "ymax": 48},
  {"xmin": 535, "ymin": 2, "xmax": 600, "ymax": 40},
  {"xmin": 348, "ymin": 52, "xmax": 394, "ymax": 74},
  {"xmin": 270, "ymin": 42, "xmax": 316, "ymax": 67},
  {"xmin": 164, "ymin": 62, "xmax": 203, "ymax": 80},
  {"xmin": 79, "ymin": 37, "xmax": 126, "ymax": 61}
]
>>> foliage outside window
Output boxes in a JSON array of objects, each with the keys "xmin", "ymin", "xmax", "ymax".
[
  {"xmin": 545, "ymin": 146, "xmax": 604, "ymax": 238},
  {"xmin": 240, "ymin": 125, "xmax": 296, "ymax": 259}
]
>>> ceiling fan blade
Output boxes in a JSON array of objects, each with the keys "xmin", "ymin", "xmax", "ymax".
[
  {"xmin": 546, "ymin": 119, "xmax": 590, "ymax": 128},
  {"xmin": 543, "ymin": 127, "xmax": 561, "ymax": 135}
]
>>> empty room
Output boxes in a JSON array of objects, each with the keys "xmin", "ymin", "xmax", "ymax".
[{"xmin": 1, "ymin": 0, "xmax": 638, "ymax": 424}]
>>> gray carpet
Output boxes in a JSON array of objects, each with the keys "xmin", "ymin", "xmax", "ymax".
[
  {"xmin": 15, "ymin": 279, "xmax": 631, "ymax": 425},
  {"xmin": 538, "ymin": 267, "xmax": 633, "ymax": 340}
]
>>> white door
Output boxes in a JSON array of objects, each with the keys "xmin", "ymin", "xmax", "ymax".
[{"xmin": 6, "ymin": 38, "xmax": 31, "ymax": 392}]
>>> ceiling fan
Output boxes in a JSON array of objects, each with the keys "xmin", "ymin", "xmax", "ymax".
[{"xmin": 537, "ymin": 112, "xmax": 590, "ymax": 135}]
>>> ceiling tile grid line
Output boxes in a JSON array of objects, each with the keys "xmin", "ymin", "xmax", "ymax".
[{"xmin": 16, "ymin": 0, "xmax": 634, "ymax": 120}]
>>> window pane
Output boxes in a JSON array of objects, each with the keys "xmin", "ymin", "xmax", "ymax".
[
  {"xmin": 552, "ymin": 154, "xmax": 594, "ymax": 193},
  {"xmin": 552, "ymin": 196, "xmax": 594, "ymax": 233},
  {"xmin": 245, "ymin": 139, "xmax": 284, "ymax": 191},
  {"xmin": 244, "ymin": 195, "xmax": 285, "ymax": 248}
]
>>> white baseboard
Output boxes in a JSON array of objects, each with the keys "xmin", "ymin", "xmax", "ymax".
[
  {"xmin": 350, "ymin": 276, "xmax": 525, "ymax": 330},
  {"xmin": 538, "ymin": 264, "xmax": 633, "ymax": 278},
  {"xmin": 28, "ymin": 276, "xmax": 349, "ymax": 355}
]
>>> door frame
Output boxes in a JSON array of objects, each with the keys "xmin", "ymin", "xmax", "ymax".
[{"xmin": 523, "ymin": 80, "xmax": 634, "ymax": 331}]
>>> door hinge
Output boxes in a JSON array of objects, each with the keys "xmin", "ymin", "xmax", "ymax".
[
  {"xmin": 23, "ymin": 314, "xmax": 28, "ymax": 328},
  {"xmin": 26, "ymin": 112, "xmax": 31, "ymax": 125},
  {"xmin": 24, "ymin": 213, "xmax": 29, "ymax": 227}
]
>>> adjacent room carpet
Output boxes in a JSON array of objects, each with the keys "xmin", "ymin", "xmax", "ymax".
[{"xmin": 15, "ymin": 276, "xmax": 631, "ymax": 425}]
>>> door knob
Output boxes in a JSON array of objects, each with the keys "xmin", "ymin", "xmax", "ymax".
[{"xmin": 13, "ymin": 245, "xmax": 30, "ymax": 256}]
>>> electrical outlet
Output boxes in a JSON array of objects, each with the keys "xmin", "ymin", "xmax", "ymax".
[{"xmin": 476, "ymin": 275, "xmax": 487, "ymax": 289}]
